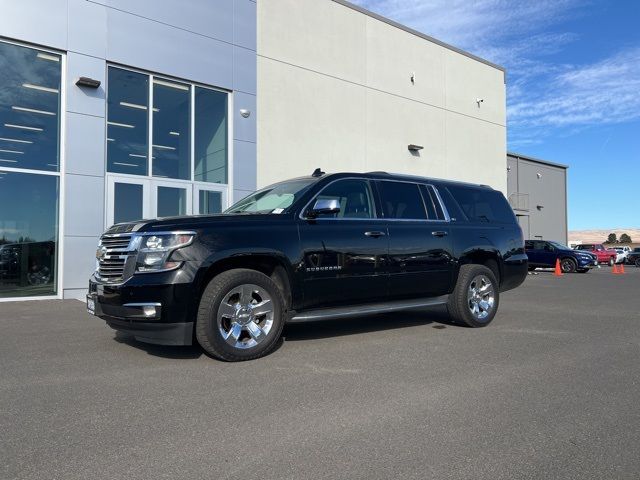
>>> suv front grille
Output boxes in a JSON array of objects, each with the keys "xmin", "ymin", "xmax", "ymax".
[{"xmin": 96, "ymin": 234, "xmax": 135, "ymax": 283}]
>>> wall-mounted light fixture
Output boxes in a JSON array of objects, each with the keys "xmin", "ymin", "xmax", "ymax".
[
  {"xmin": 410, "ymin": 72, "xmax": 416, "ymax": 84},
  {"xmin": 76, "ymin": 77, "xmax": 101, "ymax": 88},
  {"xmin": 536, "ymin": 205, "xmax": 544, "ymax": 211},
  {"xmin": 536, "ymin": 173, "xmax": 542, "ymax": 179},
  {"xmin": 476, "ymin": 98, "xmax": 484, "ymax": 107},
  {"xmin": 408, "ymin": 144, "xmax": 424, "ymax": 152},
  {"xmin": 239, "ymin": 109, "xmax": 251, "ymax": 118}
]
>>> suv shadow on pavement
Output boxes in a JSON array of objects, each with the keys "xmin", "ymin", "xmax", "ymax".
[
  {"xmin": 283, "ymin": 307, "xmax": 456, "ymax": 342},
  {"xmin": 112, "ymin": 307, "xmax": 456, "ymax": 358}
]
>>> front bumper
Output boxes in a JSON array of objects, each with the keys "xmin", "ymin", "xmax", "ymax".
[{"xmin": 87, "ymin": 267, "xmax": 196, "ymax": 346}]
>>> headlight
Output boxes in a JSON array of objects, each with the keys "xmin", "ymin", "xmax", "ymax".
[{"xmin": 134, "ymin": 232, "xmax": 195, "ymax": 273}]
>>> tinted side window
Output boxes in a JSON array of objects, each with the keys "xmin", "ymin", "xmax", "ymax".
[
  {"xmin": 525, "ymin": 241, "xmax": 534, "ymax": 250},
  {"xmin": 378, "ymin": 181, "xmax": 427, "ymax": 220},
  {"xmin": 446, "ymin": 186, "xmax": 515, "ymax": 224},
  {"xmin": 314, "ymin": 179, "xmax": 375, "ymax": 219},
  {"xmin": 437, "ymin": 186, "xmax": 467, "ymax": 222}
]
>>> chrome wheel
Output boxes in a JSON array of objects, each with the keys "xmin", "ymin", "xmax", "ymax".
[
  {"xmin": 217, "ymin": 284, "xmax": 274, "ymax": 350},
  {"xmin": 467, "ymin": 274, "xmax": 495, "ymax": 321}
]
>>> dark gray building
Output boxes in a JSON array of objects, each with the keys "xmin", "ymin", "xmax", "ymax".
[{"xmin": 507, "ymin": 152, "xmax": 568, "ymax": 243}]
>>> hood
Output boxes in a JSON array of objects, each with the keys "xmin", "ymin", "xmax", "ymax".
[{"xmin": 104, "ymin": 213, "xmax": 281, "ymax": 234}]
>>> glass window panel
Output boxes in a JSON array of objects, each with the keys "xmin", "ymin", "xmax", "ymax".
[
  {"xmin": 114, "ymin": 182, "xmax": 143, "ymax": 224},
  {"xmin": 194, "ymin": 87, "xmax": 227, "ymax": 184},
  {"xmin": 152, "ymin": 79, "xmax": 190, "ymax": 180},
  {"xmin": 314, "ymin": 180, "xmax": 375, "ymax": 219},
  {"xmin": 107, "ymin": 67, "xmax": 149, "ymax": 175},
  {"xmin": 0, "ymin": 41, "xmax": 61, "ymax": 172},
  {"xmin": 157, "ymin": 186, "xmax": 186, "ymax": 217},
  {"xmin": 199, "ymin": 190, "xmax": 222, "ymax": 214},
  {"xmin": 0, "ymin": 171, "xmax": 58, "ymax": 298},
  {"xmin": 378, "ymin": 181, "xmax": 427, "ymax": 220}
]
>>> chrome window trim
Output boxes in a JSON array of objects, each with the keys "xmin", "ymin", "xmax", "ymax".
[{"xmin": 299, "ymin": 176, "xmax": 451, "ymax": 223}]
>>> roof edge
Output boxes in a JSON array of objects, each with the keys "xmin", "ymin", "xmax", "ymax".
[
  {"xmin": 508, "ymin": 151, "xmax": 569, "ymax": 169},
  {"xmin": 332, "ymin": 0, "xmax": 506, "ymax": 76}
]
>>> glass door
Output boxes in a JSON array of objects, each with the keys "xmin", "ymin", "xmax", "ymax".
[
  {"xmin": 152, "ymin": 179, "xmax": 193, "ymax": 218},
  {"xmin": 106, "ymin": 176, "xmax": 151, "ymax": 227},
  {"xmin": 193, "ymin": 184, "xmax": 228, "ymax": 215}
]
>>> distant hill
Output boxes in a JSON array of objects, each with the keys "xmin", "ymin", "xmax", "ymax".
[{"xmin": 569, "ymin": 228, "xmax": 640, "ymax": 245}]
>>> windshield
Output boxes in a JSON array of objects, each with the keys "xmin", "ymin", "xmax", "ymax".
[
  {"xmin": 548, "ymin": 241, "xmax": 571, "ymax": 250},
  {"xmin": 225, "ymin": 179, "xmax": 316, "ymax": 214}
]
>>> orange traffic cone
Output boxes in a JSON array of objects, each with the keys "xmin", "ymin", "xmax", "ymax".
[
  {"xmin": 612, "ymin": 263, "xmax": 620, "ymax": 274},
  {"xmin": 554, "ymin": 259, "xmax": 563, "ymax": 277},
  {"xmin": 620, "ymin": 263, "xmax": 626, "ymax": 274}
]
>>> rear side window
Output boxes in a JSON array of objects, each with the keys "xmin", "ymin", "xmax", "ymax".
[
  {"xmin": 377, "ymin": 181, "xmax": 427, "ymax": 220},
  {"xmin": 446, "ymin": 186, "xmax": 515, "ymax": 224},
  {"xmin": 437, "ymin": 186, "xmax": 467, "ymax": 222}
]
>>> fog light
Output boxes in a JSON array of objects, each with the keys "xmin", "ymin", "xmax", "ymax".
[{"xmin": 143, "ymin": 306, "xmax": 157, "ymax": 317}]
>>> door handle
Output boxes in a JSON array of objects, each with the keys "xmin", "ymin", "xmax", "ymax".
[
  {"xmin": 365, "ymin": 231, "xmax": 386, "ymax": 238},
  {"xmin": 431, "ymin": 231, "xmax": 448, "ymax": 237}
]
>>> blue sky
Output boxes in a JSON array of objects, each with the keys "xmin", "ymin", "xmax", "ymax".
[{"xmin": 352, "ymin": 0, "xmax": 640, "ymax": 230}]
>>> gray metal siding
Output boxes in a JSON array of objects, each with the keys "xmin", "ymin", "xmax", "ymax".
[
  {"xmin": 0, "ymin": 0, "xmax": 257, "ymax": 299},
  {"xmin": 507, "ymin": 154, "xmax": 568, "ymax": 244}
]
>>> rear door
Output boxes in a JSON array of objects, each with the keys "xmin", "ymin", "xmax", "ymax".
[
  {"xmin": 298, "ymin": 178, "xmax": 389, "ymax": 309},
  {"xmin": 378, "ymin": 181, "xmax": 453, "ymax": 299}
]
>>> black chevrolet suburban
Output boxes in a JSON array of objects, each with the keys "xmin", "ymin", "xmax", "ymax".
[{"xmin": 87, "ymin": 171, "xmax": 527, "ymax": 361}]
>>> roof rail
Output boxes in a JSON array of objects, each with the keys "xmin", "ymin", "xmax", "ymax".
[{"xmin": 367, "ymin": 171, "xmax": 390, "ymax": 175}]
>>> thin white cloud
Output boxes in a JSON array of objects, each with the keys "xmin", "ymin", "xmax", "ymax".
[
  {"xmin": 509, "ymin": 47, "xmax": 640, "ymax": 129},
  {"xmin": 351, "ymin": 0, "xmax": 640, "ymax": 144}
]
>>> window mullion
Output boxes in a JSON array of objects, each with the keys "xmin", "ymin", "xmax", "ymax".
[{"xmin": 148, "ymin": 74, "xmax": 154, "ymax": 178}]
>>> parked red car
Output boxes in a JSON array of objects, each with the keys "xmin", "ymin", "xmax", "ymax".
[{"xmin": 573, "ymin": 244, "xmax": 618, "ymax": 266}]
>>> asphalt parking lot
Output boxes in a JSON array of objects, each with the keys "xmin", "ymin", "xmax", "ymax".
[{"xmin": 2, "ymin": 267, "xmax": 639, "ymax": 480}]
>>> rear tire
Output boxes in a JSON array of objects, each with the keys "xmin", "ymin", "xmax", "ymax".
[
  {"xmin": 196, "ymin": 269, "xmax": 286, "ymax": 361},
  {"xmin": 447, "ymin": 264, "xmax": 499, "ymax": 328},
  {"xmin": 635, "ymin": 259, "xmax": 640, "ymax": 268}
]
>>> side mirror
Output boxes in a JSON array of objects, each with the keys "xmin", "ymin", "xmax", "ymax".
[{"xmin": 307, "ymin": 198, "xmax": 341, "ymax": 218}]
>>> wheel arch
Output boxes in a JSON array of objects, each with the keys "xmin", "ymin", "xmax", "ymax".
[
  {"xmin": 195, "ymin": 251, "xmax": 297, "ymax": 311},
  {"xmin": 458, "ymin": 248, "xmax": 502, "ymax": 285}
]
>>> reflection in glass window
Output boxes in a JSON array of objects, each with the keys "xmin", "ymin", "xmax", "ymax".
[
  {"xmin": 0, "ymin": 171, "xmax": 58, "ymax": 298},
  {"xmin": 194, "ymin": 87, "xmax": 227, "ymax": 184},
  {"xmin": 157, "ymin": 186, "xmax": 186, "ymax": 217},
  {"xmin": 0, "ymin": 41, "xmax": 61, "ymax": 172},
  {"xmin": 107, "ymin": 67, "xmax": 149, "ymax": 175},
  {"xmin": 152, "ymin": 79, "xmax": 190, "ymax": 180},
  {"xmin": 199, "ymin": 190, "xmax": 222, "ymax": 214},
  {"xmin": 114, "ymin": 182, "xmax": 143, "ymax": 224}
]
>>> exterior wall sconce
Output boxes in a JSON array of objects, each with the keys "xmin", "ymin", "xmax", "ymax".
[
  {"xmin": 536, "ymin": 173, "xmax": 542, "ymax": 179},
  {"xmin": 76, "ymin": 77, "xmax": 101, "ymax": 88},
  {"xmin": 239, "ymin": 109, "xmax": 251, "ymax": 118},
  {"xmin": 408, "ymin": 144, "xmax": 423, "ymax": 152},
  {"xmin": 536, "ymin": 205, "xmax": 544, "ymax": 211},
  {"xmin": 476, "ymin": 98, "xmax": 484, "ymax": 107}
]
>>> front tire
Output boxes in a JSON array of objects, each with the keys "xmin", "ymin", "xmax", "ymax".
[
  {"xmin": 608, "ymin": 257, "xmax": 615, "ymax": 267},
  {"xmin": 447, "ymin": 264, "xmax": 499, "ymax": 328},
  {"xmin": 196, "ymin": 269, "xmax": 286, "ymax": 361},
  {"xmin": 561, "ymin": 257, "xmax": 577, "ymax": 273},
  {"xmin": 635, "ymin": 259, "xmax": 640, "ymax": 268}
]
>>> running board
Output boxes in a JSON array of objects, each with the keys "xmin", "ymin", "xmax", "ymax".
[{"xmin": 288, "ymin": 295, "xmax": 449, "ymax": 323}]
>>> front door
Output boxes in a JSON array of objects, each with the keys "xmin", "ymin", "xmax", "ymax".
[{"xmin": 298, "ymin": 178, "xmax": 388, "ymax": 309}]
